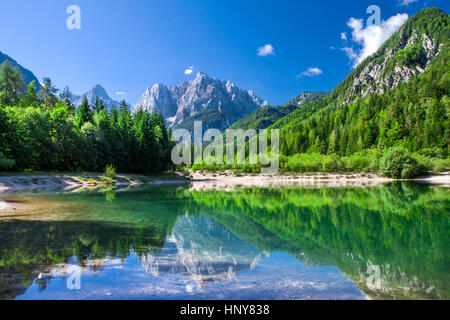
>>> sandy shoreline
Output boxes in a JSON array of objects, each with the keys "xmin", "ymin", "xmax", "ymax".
[
  {"xmin": 189, "ymin": 171, "xmax": 450, "ymax": 190},
  {"xmin": 0, "ymin": 171, "xmax": 448, "ymax": 194}
]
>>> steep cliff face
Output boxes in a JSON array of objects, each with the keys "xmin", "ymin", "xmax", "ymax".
[
  {"xmin": 344, "ymin": 32, "xmax": 444, "ymax": 104},
  {"xmin": 338, "ymin": 8, "xmax": 448, "ymax": 105},
  {"xmin": 133, "ymin": 72, "xmax": 268, "ymax": 129},
  {"xmin": 134, "ymin": 83, "xmax": 177, "ymax": 119}
]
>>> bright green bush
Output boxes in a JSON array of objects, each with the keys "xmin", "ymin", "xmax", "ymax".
[
  {"xmin": 322, "ymin": 154, "xmax": 344, "ymax": 172},
  {"xmin": 430, "ymin": 158, "xmax": 450, "ymax": 172},
  {"xmin": 104, "ymin": 164, "xmax": 117, "ymax": 178},
  {"xmin": 284, "ymin": 153, "xmax": 323, "ymax": 173},
  {"xmin": 379, "ymin": 147, "xmax": 425, "ymax": 179}
]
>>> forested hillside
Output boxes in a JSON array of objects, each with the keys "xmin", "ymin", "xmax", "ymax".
[
  {"xmin": 270, "ymin": 8, "xmax": 449, "ymax": 177},
  {"xmin": 228, "ymin": 92, "xmax": 328, "ymax": 132}
]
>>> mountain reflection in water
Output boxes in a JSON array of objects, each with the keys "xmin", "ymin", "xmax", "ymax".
[{"xmin": 0, "ymin": 182, "xmax": 448, "ymax": 300}]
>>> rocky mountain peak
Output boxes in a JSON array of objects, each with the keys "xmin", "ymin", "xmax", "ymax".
[
  {"xmin": 133, "ymin": 72, "xmax": 268, "ymax": 129},
  {"xmin": 73, "ymin": 84, "xmax": 120, "ymax": 110}
]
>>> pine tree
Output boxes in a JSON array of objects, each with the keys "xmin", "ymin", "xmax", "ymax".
[
  {"xmin": 59, "ymin": 86, "xmax": 73, "ymax": 106},
  {"xmin": 93, "ymin": 96, "xmax": 106, "ymax": 113},
  {"xmin": 76, "ymin": 96, "xmax": 93, "ymax": 128},
  {"xmin": 19, "ymin": 81, "xmax": 41, "ymax": 108},
  {"xmin": 40, "ymin": 78, "xmax": 59, "ymax": 110},
  {"xmin": 0, "ymin": 60, "xmax": 25, "ymax": 106}
]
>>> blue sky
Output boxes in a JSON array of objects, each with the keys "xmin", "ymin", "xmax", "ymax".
[{"xmin": 0, "ymin": 0, "xmax": 448, "ymax": 105}]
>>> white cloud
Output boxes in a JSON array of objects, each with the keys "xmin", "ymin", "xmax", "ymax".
[
  {"xmin": 115, "ymin": 92, "xmax": 126, "ymax": 95},
  {"xmin": 341, "ymin": 32, "xmax": 347, "ymax": 41},
  {"xmin": 257, "ymin": 44, "xmax": 275, "ymax": 56},
  {"xmin": 400, "ymin": 0, "xmax": 418, "ymax": 6},
  {"xmin": 184, "ymin": 66, "xmax": 195, "ymax": 75},
  {"xmin": 342, "ymin": 13, "xmax": 408, "ymax": 67},
  {"xmin": 297, "ymin": 67, "xmax": 323, "ymax": 78}
]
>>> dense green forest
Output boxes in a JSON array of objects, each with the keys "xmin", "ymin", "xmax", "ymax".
[
  {"xmin": 0, "ymin": 59, "xmax": 174, "ymax": 174},
  {"xmin": 228, "ymin": 92, "xmax": 329, "ymax": 132},
  {"xmin": 228, "ymin": 104, "xmax": 298, "ymax": 131}
]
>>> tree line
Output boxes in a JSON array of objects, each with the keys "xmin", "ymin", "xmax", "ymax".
[{"xmin": 0, "ymin": 59, "xmax": 174, "ymax": 174}]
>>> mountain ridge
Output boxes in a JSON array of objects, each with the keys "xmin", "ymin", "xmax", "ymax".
[
  {"xmin": 228, "ymin": 92, "xmax": 329, "ymax": 132},
  {"xmin": 0, "ymin": 51, "xmax": 40, "ymax": 91},
  {"xmin": 133, "ymin": 72, "xmax": 268, "ymax": 130},
  {"xmin": 73, "ymin": 84, "xmax": 120, "ymax": 109}
]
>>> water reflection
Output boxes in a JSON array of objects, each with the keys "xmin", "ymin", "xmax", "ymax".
[{"xmin": 0, "ymin": 182, "xmax": 448, "ymax": 300}]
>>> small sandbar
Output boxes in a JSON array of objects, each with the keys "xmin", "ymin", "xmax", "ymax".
[{"xmin": 0, "ymin": 173, "xmax": 190, "ymax": 194}]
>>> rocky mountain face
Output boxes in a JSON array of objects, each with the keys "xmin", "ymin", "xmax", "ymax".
[
  {"xmin": 138, "ymin": 215, "xmax": 268, "ymax": 288},
  {"xmin": 133, "ymin": 72, "xmax": 268, "ymax": 129},
  {"xmin": 338, "ymin": 8, "xmax": 447, "ymax": 105},
  {"xmin": 73, "ymin": 84, "xmax": 120, "ymax": 109},
  {"xmin": 286, "ymin": 91, "xmax": 329, "ymax": 106},
  {"xmin": 0, "ymin": 51, "xmax": 40, "ymax": 91}
]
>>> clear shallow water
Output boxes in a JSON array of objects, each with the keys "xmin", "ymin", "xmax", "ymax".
[{"xmin": 0, "ymin": 182, "xmax": 448, "ymax": 300}]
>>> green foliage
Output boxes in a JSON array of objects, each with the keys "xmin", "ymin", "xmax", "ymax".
[
  {"xmin": 259, "ymin": 8, "xmax": 450, "ymax": 175},
  {"xmin": 59, "ymin": 86, "xmax": 74, "ymax": 106},
  {"xmin": 0, "ymin": 71, "xmax": 174, "ymax": 174},
  {"xmin": 40, "ymin": 77, "xmax": 59, "ymax": 110},
  {"xmin": 0, "ymin": 151, "xmax": 14, "ymax": 169},
  {"xmin": 229, "ymin": 105, "xmax": 298, "ymax": 131},
  {"xmin": 0, "ymin": 60, "xmax": 25, "ymax": 106},
  {"xmin": 228, "ymin": 93, "xmax": 329, "ymax": 133},
  {"xmin": 394, "ymin": 45, "xmax": 427, "ymax": 69},
  {"xmin": 104, "ymin": 164, "xmax": 117, "ymax": 178},
  {"xmin": 321, "ymin": 154, "xmax": 344, "ymax": 172},
  {"xmin": 380, "ymin": 147, "xmax": 425, "ymax": 179}
]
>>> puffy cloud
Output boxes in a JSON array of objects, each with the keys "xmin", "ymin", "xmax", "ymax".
[
  {"xmin": 257, "ymin": 44, "xmax": 275, "ymax": 56},
  {"xmin": 341, "ymin": 32, "xmax": 347, "ymax": 41},
  {"xmin": 297, "ymin": 67, "xmax": 323, "ymax": 78},
  {"xmin": 342, "ymin": 13, "xmax": 408, "ymax": 67},
  {"xmin": 184, "ymin": 66, "xmax": 195, "ymax": 75}
]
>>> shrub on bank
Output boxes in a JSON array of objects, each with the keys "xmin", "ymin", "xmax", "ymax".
[
  {"xmin": 104, "ymin": 164, "xmax": 117, "ymax": 178},
  {"xmin": 379, "ymin": 147, "xmax": 425, "ymax": 179},
  {"xmin": 0, "ymin": 151, "xmax": 15, "ymax": 169}
]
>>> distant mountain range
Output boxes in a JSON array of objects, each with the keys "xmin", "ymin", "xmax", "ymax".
[
  {"xmin": 0, "ymin": 51, "xmax": 40, "ymax": 91},
  {"xmin": 73, "ymin": 84, "xmax": 120, "ymax": 109},
  {"xmin": 133, "ymin": 72, "xmax": 268, "ymax": 131}
]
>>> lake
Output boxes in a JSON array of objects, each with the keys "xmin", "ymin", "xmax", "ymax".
[{"xmin": 0, "ymin": 182, "xmax": 448, "ymax": 300}]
